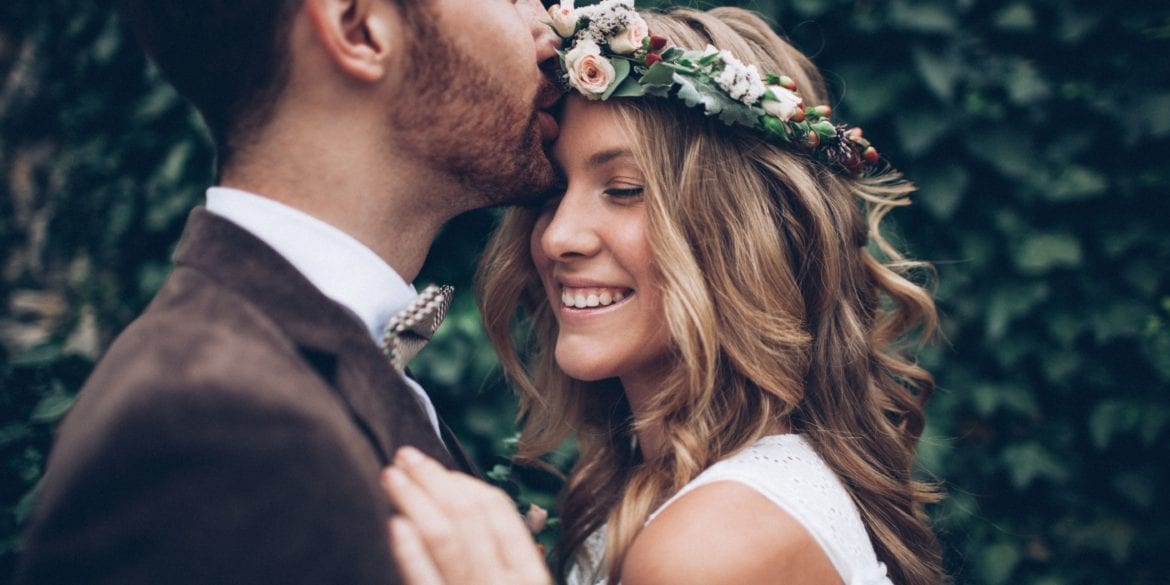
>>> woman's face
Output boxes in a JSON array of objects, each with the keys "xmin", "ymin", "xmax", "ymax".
[{"xmin": 531, "ymin": 97, "xmax": 673, "ymax": 387}]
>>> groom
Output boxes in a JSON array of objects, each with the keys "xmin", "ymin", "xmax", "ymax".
[{"xmin": 15, "ymin": 0, "xmax": 561, "ymax": 583}]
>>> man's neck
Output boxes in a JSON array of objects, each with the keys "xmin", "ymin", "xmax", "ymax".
[{"xmin": 219, "ymin": 125, "xmax": 467, "ymax": 282}]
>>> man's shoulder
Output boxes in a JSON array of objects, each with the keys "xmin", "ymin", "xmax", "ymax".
[
  {"xmin": 61, "ymin": 264, "xmax": 347, "ymax": 450},
  {"xmin": 35, "ymin": 268, "xmax": 368, "ymax": 508},
  {"xmin": 92, "ymin": 268, "xmax": 300, "ymax": 386},
  {"xmin": 135, "ymin": 261, "xmax": 291, "ymax": 346}
]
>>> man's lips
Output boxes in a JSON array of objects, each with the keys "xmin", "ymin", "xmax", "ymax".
[
  {"xmin": 537, "ymin": 110, "xmax": 559, "ymax": 142},
  {"xmin": 535, "ymin": 78, "xmax": 564, "ymax": 143}
]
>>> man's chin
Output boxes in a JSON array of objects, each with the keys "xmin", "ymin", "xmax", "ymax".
[
  {"xmin": 486, "ymin": 164, "xmax": 557, "ymax": 208},
  {"xmin": 475, "ymin": 131, "xmax": 558, "ymax": 208}
]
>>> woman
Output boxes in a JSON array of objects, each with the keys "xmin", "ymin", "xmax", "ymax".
[{"xmin": 384, "ymin": 4, "xmax": 944, "ymax": 584}]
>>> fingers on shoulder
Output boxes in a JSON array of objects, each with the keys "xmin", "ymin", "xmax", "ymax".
[
  {"xmin": 620, "ymin": 481, "xmax": 840, "ymax": 585},
  {"xmin": 404, "ymin": 463, "xmax": 513, "ymax": 517}
]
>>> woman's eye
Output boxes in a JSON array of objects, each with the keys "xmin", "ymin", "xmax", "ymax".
[{"xmin": 604, "ymin": 186, "xmax": 644, "ymax": 198}]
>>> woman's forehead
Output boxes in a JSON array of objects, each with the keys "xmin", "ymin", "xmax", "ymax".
[{"xmin": 553, "ymin": 97, "xmax": 637, "ymax": 168}]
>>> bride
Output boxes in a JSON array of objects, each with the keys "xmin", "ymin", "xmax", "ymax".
[{"xmin": 382, "ymin": 4, "xmax": 944, "ymax": 584}]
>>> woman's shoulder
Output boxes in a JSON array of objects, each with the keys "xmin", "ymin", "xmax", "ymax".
[
  {"xmin": 622, "ymin": 478, "xmax": 840, "ymax": 585},
  {"xmin": 629, "ymin": 434, "xmax": 891, "ymax": 585},
  {"xmin": 651, "ymin": 435, "xmax": 856, "ymax": 530}
]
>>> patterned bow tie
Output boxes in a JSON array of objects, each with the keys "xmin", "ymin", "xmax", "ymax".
[{"xmin": 379, "ymin": 284, "xmax": 454, "ymax": 373}]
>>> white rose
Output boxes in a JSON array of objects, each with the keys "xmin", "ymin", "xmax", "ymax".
[
  {"xmin": 564, "ymin": 38, "xmax": 598, "ymax": 73},
  {"xmin": 565, "ymin": 39, "xmax": 616, "ymax": 99},
  {"xmin": 548, "ymin": 3, "xmax": 577, "ymax": 38},
  {"xmin": 762, "ymin": 85, "xmax": 805, "ymax": 121},
  {"xmin": 607, "ymin": 13, "xmax": 648, "ymax": 54}
]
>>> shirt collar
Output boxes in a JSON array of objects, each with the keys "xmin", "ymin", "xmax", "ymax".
[{"xmin": 204, "ymin": 186, "xmax": 415, "ymax": 341}]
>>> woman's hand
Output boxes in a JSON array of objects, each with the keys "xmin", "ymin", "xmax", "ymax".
[{"xmin": 381, "ymin": 446, "xmax": 553, "ymax": 585}]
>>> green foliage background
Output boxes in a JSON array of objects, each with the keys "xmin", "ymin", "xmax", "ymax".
[{"xmin": 1, "ymin": 0, "xmax": 1167, "ymax": 582}]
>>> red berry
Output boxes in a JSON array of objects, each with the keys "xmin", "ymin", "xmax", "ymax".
[
  {"xmin": 804, "ymin": 132, "xmax": 820, "ymax": 148},
  {"xmin": 863, "ymin": 146, "xmax": 879, "ymax": 165},
  {"xmin": 645, "ymin": 52, "xmax": 662, "ymax": 66},
  {"xmin": 779, "ymin": 75, "xmax": 797, "ymax": 91},
  {"xmin": 813, "ymin": 105, "xmax": 832, "ymax": 118},
  {"xmin": 649, "ymin": 35, "xmax": 668, "ymax": 51},
  {"xmin": 791, "ymin": 109, "xmax": 806, "ymax": 123},
  {"xmin": 847, "ymin": 127, "xmax": 863, "ymax": 142}
]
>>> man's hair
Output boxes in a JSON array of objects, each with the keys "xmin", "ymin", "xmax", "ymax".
[{"xmin": 119, "ymin": 0, "xmax": 301, "ymax": 168}]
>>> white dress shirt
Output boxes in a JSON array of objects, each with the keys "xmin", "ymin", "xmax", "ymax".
[{"xmin": 205, "ymin": 186, "xmax": 442, "ymax": 438}]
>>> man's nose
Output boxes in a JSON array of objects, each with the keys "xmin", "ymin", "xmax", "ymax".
[{"xmin": 520, "ymin": 0, "xmax": 561, "ymax": 65}]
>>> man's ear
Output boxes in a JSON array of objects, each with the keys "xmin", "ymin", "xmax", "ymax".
[{"xmin": 304, "ymin": 0, "xmax": 397, "ymax": 82}]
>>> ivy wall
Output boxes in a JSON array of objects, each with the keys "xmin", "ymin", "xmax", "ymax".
[{"xmin": 1, "ymin": 0, "xmax": 1167, "ymax": 582}]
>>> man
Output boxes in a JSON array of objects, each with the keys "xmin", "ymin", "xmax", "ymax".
[{"xmin": 15, "ymin": 0, "xmax": 561, "ymax": 583}]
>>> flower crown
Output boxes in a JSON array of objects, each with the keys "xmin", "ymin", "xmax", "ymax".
[{"xmin": 548, "ymin": 0, "xmax": 883, "ymax": 177}]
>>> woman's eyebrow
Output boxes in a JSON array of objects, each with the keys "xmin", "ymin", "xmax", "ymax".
[{"xmin": 585, "ymin": 148, "xmax": 634, "ymax": 169}]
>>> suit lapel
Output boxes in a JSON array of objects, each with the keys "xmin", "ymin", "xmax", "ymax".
[
  {"xmin": 171, "ymin": 208, "xmax": 457, "ymax": 469},
  {"xmin": 438, "ymin": 416, "xmax": 481, "ymax": 478}
]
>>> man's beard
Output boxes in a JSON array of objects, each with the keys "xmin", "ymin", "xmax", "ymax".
[{"xmin": 390, "ymin": 12, "xmax": 557, "ymax": 209}]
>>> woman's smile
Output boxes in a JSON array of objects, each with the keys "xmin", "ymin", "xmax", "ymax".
[
  {"xmin": 558, "ymin": 286, "xmax": 633, "ymax": 309},
  {"xmin": 530, "ymin": 96, "xmax": 672, "ymax": 385}
]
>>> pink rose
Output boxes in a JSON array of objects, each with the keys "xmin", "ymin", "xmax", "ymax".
[
  {"xmin": 547, "ymin": 3, "xmax": 577, "ymax": 38},
  {"xmin": 565, "ymin": 39, "xmax": 615, "ymax": 99},
  {"xmin": 608, "ymin": 13, "xmax": 649, "ymax": 54},
  {"xmin": 762, "ymin": 85, "xmax": 805, "ymax": 122}
]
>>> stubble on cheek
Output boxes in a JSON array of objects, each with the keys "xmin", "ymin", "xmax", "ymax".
[{"xmin": 390, "ymin": 16, "xmax": 556, "ymax": 207}]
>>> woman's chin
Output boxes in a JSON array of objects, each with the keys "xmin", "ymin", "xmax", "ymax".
[{"xmin": 554, "ymin": 346, "xmax": 617, "ymax": 383}]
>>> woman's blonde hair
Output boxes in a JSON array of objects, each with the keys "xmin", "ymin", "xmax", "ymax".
[{"xmin": 477, "ymin": 7, "xmax": 944, "ymax": 585}]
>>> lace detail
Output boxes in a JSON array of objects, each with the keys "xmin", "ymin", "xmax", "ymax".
[
  {"xmin": 566, "ymin": 434, "xmax": 892, "ymax": 585},
  {"xmin": 566, "ymin": 525, "xmax": 608, "ymax": 585}
]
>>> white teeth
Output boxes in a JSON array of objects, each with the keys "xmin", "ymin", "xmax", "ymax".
[{"xmin": 560, "ymin": 287, "xmax": 631, "ymax": 308}]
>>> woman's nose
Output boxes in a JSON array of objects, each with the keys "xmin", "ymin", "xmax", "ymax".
[{"xmin": 538, "ymin": 192, "xmax": 602, "ymax": 261}]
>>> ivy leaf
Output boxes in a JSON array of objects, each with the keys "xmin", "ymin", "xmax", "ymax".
[
  {"xmin": 601, "ymin": 58, "xmax": 631, "ymax": 100},
  {"xmin": 966, "ymin": 125, "xmax": 1037, "ymax": 180},
  {"xmin": 994, "ymin": 4, "xmax": 1037, "ymax": 31},
  {"xmin": 1041, "ymin": 165, "xmax": 1109, "ymax": 201},
  {"xmin": 890, "ymin": 3, "xmax": 958, "ymax": 33},
  {"xmin": 9, "ymin": 344, "xmax": 64, "ymax": 368},
  {"xmin": 970, "ymin": 383, "xmax": 1039, "ymax": 417},
  {"xmin": 760, "ymin": 115, "xmax": 793, "ymax": 142},
  {"xmin": 1001, "ymin": 443, "xmax": 1071, "ymax": 489},
  {"xmin": 915, "ymin": 163, "xmax": 968, "ymax": 219},
  {"xmin": 30, "ymin": 389, "xmax": 75, "ymax": 424},
  {"xmin": 1014, "ymin": 233, "xmax": 1082, "ymax": 274},
  {"xmin": 640, "ymin": 62, "xmax": 677, "ymax": 96},
  {"xmin": 610, "ymin": 75, "xmax": 645, "ymax": 98},
  {"xmin": 978, "ymin": 541, "xmax": 1022, "ymax": 585},
  {"xmin": 672, "ymin": 73, "xmax": 760, "ymax": 128},
  {"xmin": 659, "ymin": 46, "xmax": 684, "ymax": 62},
  {"xmin": 912, "ymin": 45, "xmax": 960, "ymax": 102},
  {"xmin": 486, "ymin": 464, "xmax": 511, "ymax": 483},
  {"xmin": 1090, "ymin": 400, "xmax": 1170, "ymax": 449},
  {"xmin": 694, "ymin": 49, "xmax": 721, "ymax": 68},
  {"xmin": 894, "ymin": 105, "xmax": 952, "ymax": 156}
]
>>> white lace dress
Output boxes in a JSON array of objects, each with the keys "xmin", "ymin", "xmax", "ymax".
[{"xmin": 566, "ymin": 434, "xmax": 893, "ymax": 585}]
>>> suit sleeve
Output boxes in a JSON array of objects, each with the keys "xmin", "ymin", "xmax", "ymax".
[{"xmin": 15, "ymin": 379, "xmax": 402, "ymax": 585}]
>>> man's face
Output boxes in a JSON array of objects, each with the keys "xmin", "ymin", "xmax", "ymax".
[{"xmin": 391, "ymin": 0, "xmax": 562, "ymax": 208}]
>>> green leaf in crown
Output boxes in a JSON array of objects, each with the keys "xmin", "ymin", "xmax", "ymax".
[{"xmin": 545, "ymin": 0, "xmax": 885, "ymax": 178}]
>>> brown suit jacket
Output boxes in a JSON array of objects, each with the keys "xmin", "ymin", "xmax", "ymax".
[{"xmin": 16, "ymin": 208, "xmax": 475, "ymax": 584}]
